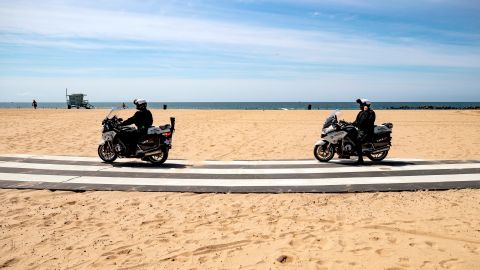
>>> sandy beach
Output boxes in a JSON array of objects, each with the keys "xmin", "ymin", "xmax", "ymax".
[
  {"xmin": 1, "ymin": 109, "xmax": 480, "ymax": 269},
  {"xmin": 1, "ymin": 109, "xmax": 479, "ymax": 160}
]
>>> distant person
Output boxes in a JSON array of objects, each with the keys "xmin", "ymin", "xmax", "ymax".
[
  {"xmin": 122, "ymin": 102, "xmax": 127, "ymax": 109},
  {"xmin": 352, "ymin": 98, "xmax": 376, "ymax": 164},
  {"xmin": 32, "ymin": 99, "xmax": 38, "ymax": 109}
]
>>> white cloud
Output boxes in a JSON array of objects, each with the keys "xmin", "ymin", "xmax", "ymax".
[
  {"xmin": 16, "ymin": 91, "xmax": 32, "ymax": 97},
  {"xmin": 0, "ymin": 1, "xmax": 479, "ymax": 102},
  {"xmin": 0, "ymin": 2, "xmax": 479, "ymax": 69}
]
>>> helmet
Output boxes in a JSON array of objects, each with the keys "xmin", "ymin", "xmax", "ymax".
[
  {"xmin": 356, "ymin": 98, "xmax": 372, "ymax": 107},
  {"xmin": 133, "ymin": 98, "xmax": 147, "ymax": 110}
]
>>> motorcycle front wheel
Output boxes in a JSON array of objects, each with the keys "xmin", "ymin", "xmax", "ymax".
[
  {"xmin": 366, "ymin": 150, "xmax": 389, "ymax": 162},
  {"xmin": 147, "ymin": 148, "xmax": 169, "ymax": 165},
  {"xmin": 98, "ymin": 144, "xmax": 117, "ymax": 163},
  {"xmin": 314, "ymin": 143, "xmax": 335, "ymax": 162}
]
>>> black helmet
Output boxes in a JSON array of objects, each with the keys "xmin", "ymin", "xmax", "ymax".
[{"xmin": 133, "ymin": 98, "xmax": 147, "ymax": 110}]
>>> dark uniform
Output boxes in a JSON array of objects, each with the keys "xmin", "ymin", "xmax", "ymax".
[
  {"xmin": 120, "ymin": 109, "xmax": 153, "ymax": 151},
  {"xmin": 353, "ymin": 107, "xmax": 376, "ymax": 163},
  {"xmin": 354, "ymin": 108, "xmax": 376, "ymax": 141},
  {"xmin": 121, "ymin": 109, "xmax": 153, "ymax": 132}
]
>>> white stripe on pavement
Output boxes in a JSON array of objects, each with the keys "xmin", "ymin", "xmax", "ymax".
[
  {"xmin": 0, "ymin": 172, "xmax": 478, "ymax": 187},
  {"xmin": 69, "ymin": 173, "xmax": 480, "ymax": 186},
  {"xmin": 104, "ymin": 163, "xmax": 479, "ymax": 174},
  {"xmin": 0, "ymin": 173, "xmax": 75, "ymax": 183},
  {"xmin": 0, "ymin": 162, "xmax": 111, "ymax": 172},
  {"xmin": 0, "ymin": 161, "xmax": 478, "ymax": 175}
]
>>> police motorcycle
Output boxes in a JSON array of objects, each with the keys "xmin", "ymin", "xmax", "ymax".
[
  {"xmin": 98, "ymin": 108, "xmax": 175, "ymax": 164},
  {"xmin": 314, "ymin": 111, "xmax": 393, "ymax": 162}
]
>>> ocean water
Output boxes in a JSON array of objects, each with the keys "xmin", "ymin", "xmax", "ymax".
[{"xmin": 1, "ymin": 102, "xmax": 480, "ymax": 110}]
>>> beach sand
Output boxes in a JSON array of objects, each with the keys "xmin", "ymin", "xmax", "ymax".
[
  {"xmin": 1, "ymin": 109, "xmax": 479, "ymax": 160},
  {"xmin": 1, "ymin": 189, "xmax": 479, "ymax": 269},
  {"xmin": 1, "ymin": 109, "xmax": 480, "ymax": 269}
]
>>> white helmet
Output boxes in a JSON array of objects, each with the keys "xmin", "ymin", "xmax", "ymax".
[
  {"xmin": 133, "ymin": 98, "xmax": 147, "ymax": 110},
  {"xmin": 356, "ymin": 98, "xmax": 372, "ymax": 106}
]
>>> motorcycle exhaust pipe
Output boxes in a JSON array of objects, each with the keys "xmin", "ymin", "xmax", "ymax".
[
  {"xmin": 144, "ymin": 148, "xmax": 163, "ymax": 156},
  {"xmin": 371, "ymin": 146, "xmax": 390, "ymax": 153}
]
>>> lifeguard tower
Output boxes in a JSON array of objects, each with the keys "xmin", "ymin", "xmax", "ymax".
[{"xmin": 66, "ymin": 88, "xmax": 94, "ymax": 109}]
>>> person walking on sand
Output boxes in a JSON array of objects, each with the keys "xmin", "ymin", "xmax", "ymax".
[{"xmin": 32, "ymin": 99, "xmax": 38, "ymax": 109}]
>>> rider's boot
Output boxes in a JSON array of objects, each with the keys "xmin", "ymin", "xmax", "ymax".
[
  {"xmin": 356, "ymin": 155, "xmax": 364, "ymax": 164},
  {"xmin": 355, "ymin": 144, "xmax": 364, "ymax": 164}
]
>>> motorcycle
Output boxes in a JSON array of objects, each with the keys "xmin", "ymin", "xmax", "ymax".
[
  {"xmin": 98, "ymin": 109, "xmax": 175, "ymax": 164},
  {"xmin": 314, "ymin": 111, "xmax": 393, "ymax": 162}
]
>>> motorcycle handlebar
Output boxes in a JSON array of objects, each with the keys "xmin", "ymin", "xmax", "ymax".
[{"xmin": 104, "ymin": 116, "xmax": 123, "ymax": 128}]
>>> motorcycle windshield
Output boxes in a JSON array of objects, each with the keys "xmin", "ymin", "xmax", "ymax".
[
  {"xmin": 323, "ymin": 111, "xmax": 338, "ymax": 129},
  {"xmin": 105, "ymin": 107, "xmax": 120, "ymax": 119}
]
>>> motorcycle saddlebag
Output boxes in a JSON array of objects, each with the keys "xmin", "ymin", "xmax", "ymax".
[{"xmin": 147, "ymin": 127, "xmax": 162, "ymax": 135}]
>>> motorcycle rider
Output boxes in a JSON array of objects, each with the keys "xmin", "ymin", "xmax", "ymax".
[
  {"xmin": 352, "ymin": 98, "xmax": 376, "ymax": 164},
  {"xmin": 120, "ymin": 98, "xmax": 153, "ymax": 154}
]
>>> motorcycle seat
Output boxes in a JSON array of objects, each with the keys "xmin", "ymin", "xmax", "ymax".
[{"xmin": 119, "ymin": 126, "xmax": 136, "ymax": 132}]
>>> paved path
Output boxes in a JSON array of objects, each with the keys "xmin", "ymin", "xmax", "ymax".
[{"xmin": 0, "ymin": 154, "xmax": 479, "ymax": 193}]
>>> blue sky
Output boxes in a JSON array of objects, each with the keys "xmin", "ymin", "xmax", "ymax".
[{"xmin": 0, "ymin": 0, "xmax": 479, "ymax": 102}]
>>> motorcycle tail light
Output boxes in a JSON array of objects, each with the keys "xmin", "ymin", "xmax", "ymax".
[{"xmin": 163, "ymin": 132, "xmax": 171, "ymax": 137}]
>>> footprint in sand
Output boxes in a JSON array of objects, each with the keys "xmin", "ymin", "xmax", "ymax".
[
  {"xmin": 117, "ymin": 249, "xmax": 133, "ymax": 255},
  {"xmin": 314, "ymin": 238, "xmax": 335, "ymax": 251},
  {"xmin": 276, "ymin": 255, "xmax": 292, "ymax": 264},
  {"xmin": 369, "ymin": 236, "xmax": 380, "ymax": 241},
  {"xmin": 387, "ymin": 236, "xmax": 397, "ymax": 244},
  {"xmin": 353, "ymin": 245, "xmax": 373, "ymax": 254},
  {"xmin": 424, "ymin": 241, "xmax": 436, "ymax": 247},
  {"xmin": 375, "ymin": 248, "xmax": 395, "ymax": 257},
  {"xmin": 1, "ymin": 258, "xmax": 19, "ymax": 268},
  {"xmin": 420, "ymin": 261, "xmax": 433, "ymax": 268},
  {"xmin": 439, "ymin": 258, "xmax": 462, "ymax": 269},
  {"xmin": 288, "ymin": 239, "xmax": 304, "ymax": 248},
  {"xmin": 465, "ymin": 244, "xmax": 479, "ymax": 255},
  {"xmin": 397, "ymin": 257, "xmax": 411, "ymax": 268}
]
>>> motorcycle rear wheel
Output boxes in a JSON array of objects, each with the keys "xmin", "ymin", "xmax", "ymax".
[
  {"xmin": 366, "ymin": 150, "xmax": 388, "ymax": 162},
  {"xmin": 314, "ymin": 143, "xmax": 335, "ymax": 162},
  {"xmin": 147, "ymin": 149, "xmax": 169, "ymax": 165},
  {"xmin": 98, "ymin": 144, "xmax": 117, "ymax": 163}
]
